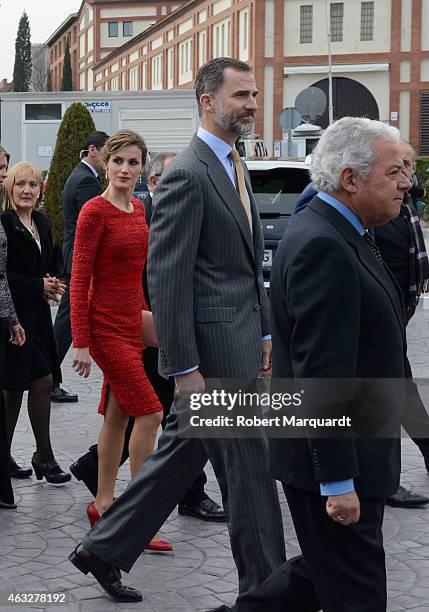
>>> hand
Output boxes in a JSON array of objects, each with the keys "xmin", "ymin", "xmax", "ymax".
[
  {"xmin": 43, "ymin": 275, "xmax": 61, "ymax": 300},
  {"xmin": 326, "ymin": 491, "xmax": 360, "ymax": 526},
  {"xmin": 9, "ymin": 323, "xmax": 26, "ymax": 346},
  {"xmin": 72, "ymin": 347, "xmax": 91, "ymax": 378},
  {"xmin": 174, "ymin": 370, "xmax": 205, "ymax": 399},
  {"xmin": 260, "ymin": 339, "xmax": 272, "ymax": 377}
]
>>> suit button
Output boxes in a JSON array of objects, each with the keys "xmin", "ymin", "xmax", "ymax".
[
  {"xmin": 312, "ymin": 449, "xmax": 319, "ymax": 456},
  {"xmin": 254, "ymin": 304, "xmax": 261, "ymax": 311}
]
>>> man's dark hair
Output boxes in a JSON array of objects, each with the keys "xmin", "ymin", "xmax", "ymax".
[
  {"xmin": 194, "ymin": 57, "xmax": 252, "ymax": 116},
  {"xmin": 82, "ymin": 131, "xmax": 109, "ymax": 156}
]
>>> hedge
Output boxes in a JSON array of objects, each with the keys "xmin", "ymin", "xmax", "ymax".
[{"xmin": 44, "ymin": 103, "xmax": 95, "ymax": 244}]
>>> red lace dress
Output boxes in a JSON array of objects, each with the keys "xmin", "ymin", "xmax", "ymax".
[{"xmin": 70, "ymin": 195, "xmax": 162, "ymax": 417}]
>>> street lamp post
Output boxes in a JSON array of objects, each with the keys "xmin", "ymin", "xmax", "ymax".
[{"xmin": 325, "ymin": 0, "xmax": 334, "ymax": 125}]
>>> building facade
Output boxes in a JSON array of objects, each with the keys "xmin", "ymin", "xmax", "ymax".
[
  {"xmin": 46, "ymin": 0, "xmax": 429, "ymax": 154},
  {"xmin": 46, "ymin": 13, "xmax": 79, "ymax": 91}
]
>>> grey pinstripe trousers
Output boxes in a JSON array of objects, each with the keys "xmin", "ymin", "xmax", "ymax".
[{"xmin": 82, "ymin": 401, "xmax": 286, "ymax": 596}]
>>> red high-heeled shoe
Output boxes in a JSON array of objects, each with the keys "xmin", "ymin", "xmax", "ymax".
[
  {"xmin": 145, "ymin": 538, "xmax": 173, "ymax": 552},
  {"xmin": 87, "ymin": 502, "xmax": 100, "ymax": 528}
]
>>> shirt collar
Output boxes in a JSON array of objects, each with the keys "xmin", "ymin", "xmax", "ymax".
[
  {"xmin": 81, "ymin": 159, "xmax": 98, "ymax": 178},
  {"xmin": 197, "ymin": 126, "xmax": 232, "ymax": 161},
  {"xmin": 318, "ymin": 191, "xmax": 365, "ymax": 236}
]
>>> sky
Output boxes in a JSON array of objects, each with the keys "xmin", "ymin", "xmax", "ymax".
[{"xmin": 0, "ymin": 0, "xmax": 81, "ymax": 80}]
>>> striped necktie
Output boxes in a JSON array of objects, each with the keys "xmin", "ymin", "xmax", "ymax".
[
  {"xmin": 363, "ymin": 231, "xmax": 383, "ymax": 265},
  {"xmin": 229, "ymin": 148, "xmax": 252, "ymax": 231}
]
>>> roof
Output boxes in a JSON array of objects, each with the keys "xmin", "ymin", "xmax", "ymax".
[
  {"xmin": 86, "ymin": 0, "xmax": 171, "ymax": 4},
  {"xmin": 45, "ymin": 13, "xmax": 78, "ymax": 46}
]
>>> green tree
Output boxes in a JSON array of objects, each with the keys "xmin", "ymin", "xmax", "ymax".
[
  {"xmin": 44, "ymin": 103, "xmax": 95, "ymax": 244},
  {"xmin": 13, "ymin": 11, "xmax": 32, "ymax": 92},
  {"xmin": 46, "ymin": 69, "xmax": 52, "ymax": 92},
  {"xmin": 61, "ymin": 41, "xmax": 73, "ymax": 91}
]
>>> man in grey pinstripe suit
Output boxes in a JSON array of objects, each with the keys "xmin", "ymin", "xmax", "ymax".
[{"xmin": 69, "ymin": 58, "xmax": 285, "ymax": 605}]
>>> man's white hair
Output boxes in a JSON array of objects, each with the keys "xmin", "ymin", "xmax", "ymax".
[{"xmin": 310, "ymin": 117, "xmax": 401, "ymax": 192}]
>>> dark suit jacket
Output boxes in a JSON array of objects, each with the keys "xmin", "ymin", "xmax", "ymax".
[
  {"xmin": 269, "ymin": 197, "xmax": 407, "ymax": 497},
  {"xmin": 0, "ymin": 210, "xmax": 61, "ymax": 387},
  {"xmin": 375, "ymin": 215, "xmax": 414, "ymax": 320},
  {"xmin": 148, "ymin": 134, "xmax": 269, "ymax": 378},
  {"xmin": 62, "ymin": 161, "xmax": 102, "ymax": 274}
]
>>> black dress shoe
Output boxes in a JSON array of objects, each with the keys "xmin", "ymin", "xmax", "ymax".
[
  {"xmin": 69, "ymin": 459, "xmax": 98, "ymax": 497},
  {"xmin": 69, "ymin": 545, "xmax": 142, "ymax": 602},
  {"xmin": 8, "ymin": 455, "xmax": 33, "ymax": 479},
  {"xmin": 0, "ymin": 500, "xmax": 17, "ymax": 509},
  {"xmin": 31, "ymin": 453, "xmax": 71, "ymax": 484},
  {"xmin": 386, "ymin": 485, "xmax": 429, "ymax": 508},
  {"xmin": 51, "ymin": 386, "xmax": 78, "ymax": 403},
  {"xmin": 178, "ymin": 496, "xmax": 226, "ymax": 522}
]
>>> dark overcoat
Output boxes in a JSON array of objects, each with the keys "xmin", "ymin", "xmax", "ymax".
[{"xmin": 0, "ymin": 209, "xmax": 61, "ymax": 389}]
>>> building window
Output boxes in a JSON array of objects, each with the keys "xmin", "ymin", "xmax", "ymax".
[
  {"xmin": 129, "ymin": 66, "xmax": 138, "ymax": 90},
  {"xmin": 152, "ymin": 53, "xmax": 163, "ymax": 89},
  {"xmin": 179, "ymin": 38, "xmax": 192, "ymax": 85},
  {"xmin": 330, "ymin": 3, "xmax": 343, "ymax": 42},
  {"xmin": 213, "ymin": 18, "xmax": 231, "ymax": 58},
  {"xmin": 111, "ymin": 76, "xmax": 119, "ymax": 91},
  {"xmin": 239, "ymin": 9, "xmax": 249, "ymax": 60},
  {"xmin": 360, "ymin": 2, "xmax": 374, "ymax": 41},
  {"xmin": 123, "ymin": 21, "xmax": 133, "ymax": 37},
  {"xmin": 142, "ymin": 61, "xmax": 147, "ymax": 90},
  {"xmin": 108, "ymin": 22, "xmax": 118, "ymax": 37},
  {"xmin": 300, "ymin": 5, "xmax": 313, "ymax": 44},
  {"xmin": 167, "ymin": 47, "xmax": 174, "ymax": 88},
  {"xmin": 198, "ymin": 30, "xmax": 206, "ymax": 68},
  {"xmin": 84, "ymin": 8, "xmax": 90, "ymax": 27},
  {"xmin": 25, "ymin": 104, "xmax": 62, "ymax": 121}
]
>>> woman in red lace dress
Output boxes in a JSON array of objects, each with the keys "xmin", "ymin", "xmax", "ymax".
[{"xmin": 71, "ymin": 130, "xmax": 170, "ymax": 550}]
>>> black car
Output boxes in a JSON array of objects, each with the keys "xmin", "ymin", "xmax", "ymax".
[{"xmin": 245, "ymin": 159, "xmax": 311, "ymax": 290}]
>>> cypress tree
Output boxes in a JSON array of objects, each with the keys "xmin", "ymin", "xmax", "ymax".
[
  {"xmin": 61, "ymin": 41, "xmax": 73, "ymax": 91},
  {"xmin": 44, "ymin": 103, "xmax": 95, "ymax": 244},
  {"xmin": 13, "ymin": 11, "xmax": 32, "ymax": 92}
]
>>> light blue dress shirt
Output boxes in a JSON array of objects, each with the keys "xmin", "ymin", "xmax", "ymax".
[
  {"xmin": 171, "ymin": 128, "xmax": 270, "ymax": 377},
  {"xmin": 315, "ymin": 191, "xmax": 361, "ymax": 497}
]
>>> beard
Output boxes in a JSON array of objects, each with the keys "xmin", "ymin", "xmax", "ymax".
[{"xmin": 213, "ymin": 104, "xmax": 254, "ymax": 137}]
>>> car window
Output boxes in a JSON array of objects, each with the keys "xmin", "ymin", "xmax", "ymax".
[{"xmin": 249, "ymin": 167, "xmax": 311, "ymax": 215}]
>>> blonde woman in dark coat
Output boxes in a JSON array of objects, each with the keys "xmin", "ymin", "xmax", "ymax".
[{"xmin": 1, "ymin": 161, "xmax": 70, "ymax": 485}]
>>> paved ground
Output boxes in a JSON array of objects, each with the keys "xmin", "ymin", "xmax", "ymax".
[{"xmin": 1, "ymin": 306, "xmax": 429, "ymax": 611}]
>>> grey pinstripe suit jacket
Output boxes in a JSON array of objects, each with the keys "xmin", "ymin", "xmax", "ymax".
[
  {"xmin": 148, "ymin": 134, "xmax": 269, "ymax": 378},
  {"xmin": 0, "ymin": 222, "xmax": 18, "ymax": 326}
]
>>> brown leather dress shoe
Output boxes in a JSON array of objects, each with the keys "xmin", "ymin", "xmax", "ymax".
[{"xmin": 68, "ymin": 544, "xmax": 142, "ymax": 602}]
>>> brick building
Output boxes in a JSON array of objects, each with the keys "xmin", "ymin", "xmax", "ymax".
[
  {"xmin": 46, "ymin": 13, "xmax": 79, "ymax": 91},
  {"xmin": 46, "ymin": 1, "xmax": 429, "ymax": 154}
]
